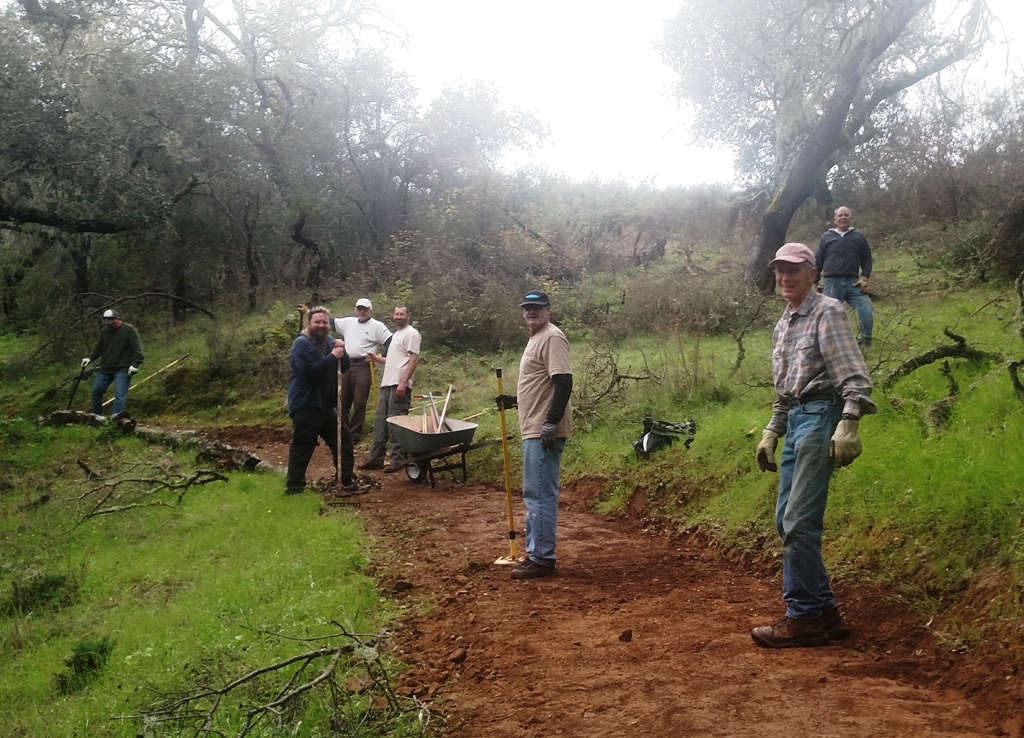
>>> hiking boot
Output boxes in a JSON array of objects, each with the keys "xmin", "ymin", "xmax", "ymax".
[
  {"xmin": 751, "ymin": 616, "xmax": 829, "ymax": 649},
  {"xmin": 383, "ymin": 459, "xmax": 406, "ymax": 474},
  {"xmin": 341, "ymin": 481, "xmax": 363, "ymax": 493},
  {"xmin": 510, "ymin": 559, "xmax": 556, "ymax": 580},
  {"xmin": 359, "ymin": 459, "xmax": 384, "ymax": 471},
  {"xmin": 822, "ymin": 607, "xmax": 851, "ymax": 640}
]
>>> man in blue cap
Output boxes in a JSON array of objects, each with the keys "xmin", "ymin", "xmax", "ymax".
[{"xmin": 495, "ymin": 291, "xmax": 573, "ymax": 580}]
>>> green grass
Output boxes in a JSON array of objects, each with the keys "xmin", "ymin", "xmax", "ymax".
[
  {"xmin": 0, "ymin": 424, "xmax": 412, "ymax": 737},
  {"xmin": 3, "ymin": 254, "xmax": 1024, "ymax": 731}
]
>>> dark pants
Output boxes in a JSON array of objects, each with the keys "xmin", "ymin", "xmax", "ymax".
[
  {"xmin": 341, "ymin": 360, "xmax": 373, "ymax": 443},
  {"xmin": 286, "ymin": 408, "xmax": 354, "ymax": 491}
]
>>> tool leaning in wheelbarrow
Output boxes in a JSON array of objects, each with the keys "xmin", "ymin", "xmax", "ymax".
[{"xmin": 386, "ymin": 391, "xmax": 505, "ymax": 488}]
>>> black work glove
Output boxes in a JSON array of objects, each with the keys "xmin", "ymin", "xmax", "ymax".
[
  {"xmin": 495, "ymin": 394, "xmax": 517, "ymax": 410},
  {"xmin": 540, "ymin": 422, "xmax": 558, "ymax": 451}
]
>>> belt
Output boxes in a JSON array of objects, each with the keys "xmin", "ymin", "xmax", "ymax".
[
  {"xmin": 349, "ymin": 356, "xmax": 367, "ymax": 363},
  {"xmin": 787, "ymin": 391, "xmax": 838, "ymax": 407}
]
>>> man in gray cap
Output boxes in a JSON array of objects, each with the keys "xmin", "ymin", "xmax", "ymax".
[
  {"xmin": 81, "ymin": 309, "xmax": 145, "ymax": 416},
  {"xmin": 494, "ymin": 290, "xmax": 573, "ymax": 580},
  {"xmin": 752, "ymin": 243, "xmax": 875, "ymax": 648},
  {"xmin": 331, "ymin": 298, "xmax": 393, "ymax": 444}
]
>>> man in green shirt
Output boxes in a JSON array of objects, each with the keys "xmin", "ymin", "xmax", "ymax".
[{"xmin": 82, "ymin": 309, "xmax": 145, "ymax": 416}]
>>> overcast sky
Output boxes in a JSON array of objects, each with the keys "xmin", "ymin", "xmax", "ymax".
[{"xmin": 371, "ymin": 0, "xmax": 1024, "ymax": 188}]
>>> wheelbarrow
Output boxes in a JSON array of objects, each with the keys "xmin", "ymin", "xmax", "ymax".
[{"xmin": 386, "ymin": 415, "xmax": 503, "ymax": 488}]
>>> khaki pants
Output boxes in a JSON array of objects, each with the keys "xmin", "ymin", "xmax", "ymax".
[
  {"xmin": 342, "ymin": 360, "xmax": 372, "ymax": 442},
  {"xmin": 367, "ymin": 385, "xmax": 411, "ymax": 464}
]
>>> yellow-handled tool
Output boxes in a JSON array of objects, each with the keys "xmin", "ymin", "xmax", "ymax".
[{"xmin": 493, "ymin": 368, "xmax": 519, "ymax": 565}]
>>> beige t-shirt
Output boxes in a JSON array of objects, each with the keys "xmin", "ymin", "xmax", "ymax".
[
  {"xmin": 516, "ymin": 322, "xmax": 573, "ymax": 439},
  {"xmin": 380, "ymin": 325, "xmax": 421, "ymax": 387}
]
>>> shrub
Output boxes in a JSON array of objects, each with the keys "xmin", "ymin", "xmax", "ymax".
[
  {"xmin": 53, "ymin": 635, "xmax": 116, "ymax": 695},
  {"xmin": 2, "ymin": 572, "xmax": 78, "ymax": 616}
]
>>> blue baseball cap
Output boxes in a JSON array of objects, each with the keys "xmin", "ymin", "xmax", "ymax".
[{"xmin": 519, "ymin": 291, "xmax": 550, "ymax": 308}]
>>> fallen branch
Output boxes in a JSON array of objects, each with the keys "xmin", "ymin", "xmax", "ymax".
[
  {"xmin": 133, "ymin": 626, "xmax": 435, "ymax": 737},
  {"xmin": 42, "ymin": 413, "xmax": 268, "ymax": 471},
  {"xmin": 880, "ymin": 328, "xmax": 1000, "ymax": 390},
  {"xmin": 72, "ymin": 462, "xmax": 227, "ymax": 528}
]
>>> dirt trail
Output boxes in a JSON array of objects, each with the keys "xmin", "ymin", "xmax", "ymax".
[{"xmin": 205, "ymin": 426, "xmax": 1019, "ymax": 738}]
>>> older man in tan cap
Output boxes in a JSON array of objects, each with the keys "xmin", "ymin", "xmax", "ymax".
[
  {"xmin": 751, "ymin": 243, "xmax": 876, "ymax": 648},
  {"xmin": 331, "ymin": 298, "xmax": 393, "ymax": 444}
]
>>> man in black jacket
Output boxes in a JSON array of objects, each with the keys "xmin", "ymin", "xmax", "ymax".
[
  {"xmin": 816, "ymin": 206, "xmax": 873, "ymax": 348},
  {"xmin": 285, "ymin": 306, "xmax": 357, "ymax": 494}
]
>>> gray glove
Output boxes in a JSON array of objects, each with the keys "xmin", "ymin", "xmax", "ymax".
[
  {"xmin": 128, "ymin": 365, "xmax": 139, "ymax": 376},
  {"xmin": 81, "ymin": 358, "xmax": 91, "ymax": 368},
  {"xmin": 540, "ymin": 422, "xmax": 558, "ymax": 451},
  {"xmin": 755, "ymin": 429, "xmax": 779, "ymax": 472},
  {"xmin": 830, "ymin": 419, "xmax": 862, "ymax": 467}
]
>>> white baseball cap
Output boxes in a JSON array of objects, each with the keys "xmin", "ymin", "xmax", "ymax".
[{"xmin": 355, "ymin": 298, "xmax": 372, "ymax": 309}]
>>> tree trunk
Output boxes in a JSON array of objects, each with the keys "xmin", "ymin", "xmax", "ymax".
[
  {"xmin": 171, "ymin": 271, "xmax": 188, "ymax": 325},
  {"xmin": 70, "ymin": 235, "xmax": 92, "ymax": 297},
  {"xmin": 742, "ymin": 0, "xmax": 931, "ymax": 293}
]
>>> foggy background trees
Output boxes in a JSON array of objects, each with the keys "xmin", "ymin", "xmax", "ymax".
[{"xmin": 1, "ymin": 0, "xmax": 1023, "ymax": 342}]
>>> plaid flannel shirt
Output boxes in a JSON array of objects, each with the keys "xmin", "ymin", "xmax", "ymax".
[{"xmin": 767, "ymin": 290, "xmax": 876, "ymax": 437}]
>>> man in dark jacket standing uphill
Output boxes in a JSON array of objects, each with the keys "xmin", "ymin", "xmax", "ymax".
[
  {"xmin": 286, "ymin": 306, "xmax": 358, "ymax": 494},
  {"xmin": 816, "ymin": 205, "xmax": 873, "ymax": 348},
  {"xmin": 82, "ymin": 309, "xmax": 144, "ymax": 416}
]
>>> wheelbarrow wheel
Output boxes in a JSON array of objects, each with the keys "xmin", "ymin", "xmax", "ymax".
[{"xmin": 405, "ymin": 461, "xmax": 429, "ymax": 483}]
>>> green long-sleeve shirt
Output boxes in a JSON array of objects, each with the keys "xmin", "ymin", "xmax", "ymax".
[{"xmin": 89, "ymin": 324, "xmax": 145, "ymax": 372}]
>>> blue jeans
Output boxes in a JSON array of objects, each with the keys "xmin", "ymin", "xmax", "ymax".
[
  {"xmin": 823, "ymin": 277, "xmax": 873, "ymax": 346},
  {"xmin": 91, "ymin": 370, "xmax": 131, "ymax": 415},
  {"xmin": 521, "ymin": 437, "xmax": 565, "ymax": 567},
  {"xmin": 776, "ymin": 399, "xmax": 840, "ymax": 619}
]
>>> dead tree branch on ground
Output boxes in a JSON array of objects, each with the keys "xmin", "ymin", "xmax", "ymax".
[
  {"xmin": 574, "ymin": 340, "xmax": 660, "ymax": 420},
  {"xmin": 72, "ymin": 462, "xmax": 227, "ymax": 528},
  {"xmin": 135, "ymin": 626, "xmax": 433, "ymax": 738},
  {"xmin": 880, "ymin": 328, "xmax": 1000, "ymax": 390}
]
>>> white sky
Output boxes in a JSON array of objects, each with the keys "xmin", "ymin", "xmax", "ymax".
[{"xmin": 371, "ymin": 0, "xmax": 1024, "ymax": 188}]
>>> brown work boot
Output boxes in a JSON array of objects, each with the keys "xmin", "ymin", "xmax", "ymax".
[
  {"xmin": 822, "ymin": 607, "xmax": 851, "ymax": 640},
  {"xmin": 751, "ymin": 616, "xmax": 829, "ymax": 648},
  {"xmin": 383, "ymin": 459, "xmax": 405, "ymax": 474},
  {"xmin": 359, "ymin": 459, "xmax": 384, "ymax": 471}
]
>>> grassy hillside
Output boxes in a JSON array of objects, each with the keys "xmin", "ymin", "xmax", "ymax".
[{"xmin": 2, "ymin": 237, "xmax": 1023, "ymax": 732}]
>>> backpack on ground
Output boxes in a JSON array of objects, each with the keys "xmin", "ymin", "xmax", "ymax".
[{"xmin": 632, "ymin": 416, "xmax": 697, "ymax": 457}]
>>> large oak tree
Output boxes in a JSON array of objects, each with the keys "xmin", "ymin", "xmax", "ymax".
[{"xmin": 661, "ymin": 0, "xmax": 989, "ymax": 291}]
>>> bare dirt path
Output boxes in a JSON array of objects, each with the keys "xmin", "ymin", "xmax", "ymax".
[{"xmin": 205, "ymin": 426, "xmax": 1019, "ymax": 738}]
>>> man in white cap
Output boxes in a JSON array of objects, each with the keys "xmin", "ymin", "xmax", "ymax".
[
  {"xmin": 752, "ymin": 243, "xmax": 875, "ymax": 648},
  {"xmin": 331, "ymin": 298, "xmax": 393, "ymax": 444},
  {"xmin": 81, "ymin": 309, "xmax": 145, "ymax": 416}
]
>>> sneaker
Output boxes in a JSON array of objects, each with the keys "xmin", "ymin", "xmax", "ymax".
[
  {"xmin": 510, "ymin": 559, "xmax": 556, "ymax": 580},
  {"xmin": 341, "ymin": 481, "xmax": 362, "ymax": 493},
  {"xmin": 822, "ymin": 607, "xmax": 851, "ymax": 640},
  {"xmin": 751, "ymin": 616, "xmax": 829, "ymax": 648},
  {"xmin": 383, "ymin": 459, "xmax": 406, "ymax": 474},
  {"xmin": 359, "ymin": 460, "xmax": 384, "ymax": 471}
]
